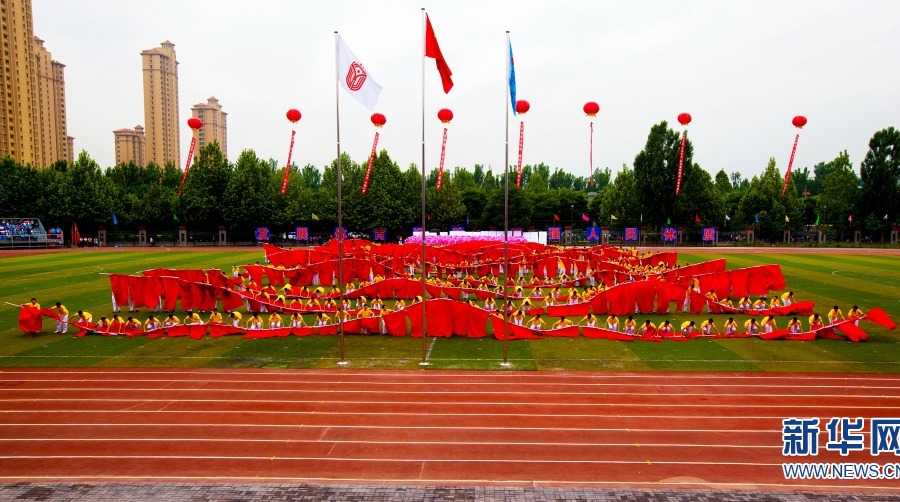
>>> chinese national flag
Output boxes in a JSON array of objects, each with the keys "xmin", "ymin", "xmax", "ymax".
[
  {"xmin": 424, "ymin": 14, "xmax": 453, "ymax": 93},
  {"xmin": 553, "ymin": 214, "xmax": 560, "ymax": 222}
]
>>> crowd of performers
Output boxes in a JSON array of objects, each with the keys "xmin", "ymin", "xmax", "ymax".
[{"xmin": 16, "ymin": 241, "xmax": 896, "ymax": 341}]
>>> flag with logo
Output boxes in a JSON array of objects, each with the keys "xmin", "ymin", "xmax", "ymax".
[
  {"xmin": 424, "ymin": 14, "xmax": 453, "ymax": 93},
  {"xmin": 337, "ymin": 35, "xmax": 382, "ymax": 110}
]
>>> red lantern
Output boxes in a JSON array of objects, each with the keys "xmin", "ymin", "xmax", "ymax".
[
  {"xmin": 286, "ymin": 109, "xmax": 302, "ymax": 123},
  {"xmin": 583, "ymin": 102, "xmax": 599, "ymax": 117},
  {"xmin": 515, "ymin": 100, "xmax": 530, "ymax": 115},
  {"xmin": 792, "ymin": 115, "xmax": 807, "ymax": 129},
  {"xmin": 187, "ymin": 117, "xmax": 203, "ymax": 130},
  {"xmin": 371, "ymin": 113, "xmax": 386, "ymax": 127},
  {"xmin": 437, "ymin": 108, "xmax": 454, "ymax": 124},
  {"xmin": 677, "ymin": 113, "xmax": 692, "ymax": 126}
]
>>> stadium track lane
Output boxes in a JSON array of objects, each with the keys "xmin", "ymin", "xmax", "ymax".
[{"xmin": 0, "ymin": 368, "xmax": 898, "ymax": 493}]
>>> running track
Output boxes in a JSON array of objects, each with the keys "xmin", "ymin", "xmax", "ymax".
[{"xmin": 1, "ymin": 368, "xmax": 899, "ymax": 493}]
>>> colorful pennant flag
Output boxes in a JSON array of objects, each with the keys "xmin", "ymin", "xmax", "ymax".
[
  {"xmin": 553, "ymin": 214, "xmax": 560, "ymax": 222},
  {"xmin": 336, "ymin": 35, "xmax": 382, "ymax": 110},
  {"xmin": 610, "ymin": 214, "xmax": 618, "ymax": 220},
  {"xmin": 694, "ymin": 214, "xmax": 702, "ymax": 223},
  {"xmin": 424, "ymin": 14, "xmax": 453, "ymax": 93},
  {"xmin": 814, "ymin": 214, "xmax": 820, "ymax": 226},
  {"xmin": 507, "ymin": 37, "xmax": 517, "ymax": 115},
  {"xmin": 311, "ymin": 213, "xmax": 320, "ymax": 221},
  {"xmin": 785, "ymin": 215, "xmax": 790, "ymax": 222},
  {"xmin": 581, "ymin": 213, "xmax": 590, "ymax": 222}
]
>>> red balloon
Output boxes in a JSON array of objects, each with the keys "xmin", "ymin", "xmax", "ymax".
[
  {"xmin": 187, "ymin": 117, "xmax": 203, "ymax": 130},
  {"xmin": 515, "ymin": 100, "xmax": 530, "ymax": 115},
  {"xmin": 437, "ymin": 108, "xmax": 454, "ymax": 124},
  {"xmin": 583, "ymin": 102, "xmax": 600, "ymax": 117},
  {"xmin": 792, "ymin": 115, "xmax": 807, "ymax": 128},
  {"xmin": 371, "ymin": 113, "xmax": 386, "ymax": 127},
  {"xmin": 677, "ymin": 113, "xmax": 692, "ymax": 126},
  {"xmin": 286, "ymin": 108, "xmax": 302, "ymax": 123}
]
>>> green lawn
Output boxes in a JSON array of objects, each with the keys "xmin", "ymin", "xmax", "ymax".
[{"xmin": 1, "ymin": 248, "xmax": 898, "ymax": 372}]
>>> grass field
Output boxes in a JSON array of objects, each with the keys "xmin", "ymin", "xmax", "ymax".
[{"xmin": 1, "ymin": 247, "xmax": 898, "ymax": 372}]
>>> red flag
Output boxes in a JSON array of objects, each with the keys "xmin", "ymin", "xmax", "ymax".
[
  {"xmin": 553, "ymin": 214, "xmax": 560, "ymax": 222},
  {"xmin": 71, "ymin": 221, "xmax": 80, "ymax": 246},
  {"xmin": 424, "ymin": 14, "xmax": 453, "ymax": 93},
  {"xmin": 18, "ymin": 307, "xmax": 42, "ymax": 334},
  {"xmin": 695, "ymin": 214, "xmax": 702, "ymax": 223}
]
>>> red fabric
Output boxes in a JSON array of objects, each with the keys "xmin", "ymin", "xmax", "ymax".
[
  {"xmin": 242, "ymin": 327, "xmax": 292, "ymax": 339},
  {"xmin": 541, "ymin": 325, "xmax": 580, "ymax": 338},
  {"xmin": 864, "ymin": 308, "xmax": 897, "ymax": 330},
  {"xmin": 547, "ymin": 302, "xmax": 591, "ymax": 317},
  {"xmin": 730, "ymin": 268, "xmax": 750, "ymax": 299},
  {"xmin": 186, "ymin": 324, "xmax": 207, "ymax": 340},
  {"xmin": 292, "ymin": 326, "xmax": 318, "ymax": 337},
  {"xmin": 220, "ymin": 289, "xmax": 244, "ymax": 312},
  {"xmin": 582, "ymin": 326, "xmax": 634, "ymax": 341},
  {"xmin": 837, "ymin": 322, "xmax": 868, "ymax": 342},
  {"xmin": 317, "ymin": 324, "xmax": 338, "ymax": 335},
  {"xmin": 490, "ymin": 315, "xmax": 542, "ymax": 340},
  {"xmin": 109, "ymin": 274, "xmax": 131, "ymax": 306},
  {"xmin": 382, "ymin": 310, "xmax": 409, "ymax": 336},
  {"xmin": 424, "ymin": 14, "xmax": 453, "ymax": 93},
  {"xmin": 465, "ymin": 306, "xmax": 490, "ymax": 338},
  {"xmin": 758, "ymin": 328, "xmax": 792, "ymax": 340},
  {"xmin": 18, "ymin": 307, "xmax": 42, "ymax": 334},
  {"xmin": 210, "ymin": 323, "xmax": 245, "ymax": 338},
  {"xmin": 407, "ymin": 303, "xmax": 424, "ymax": 337},
  {"xmin": 689, "ymin": 290, "xmax": 706, "ymax": 315},
  {"xmin": 425, "ymin": 300, "xmax": 454, "ymax": 338},
  {"xmin": 160, "ymin": 277, "xmax": 182, "ymax": 312}
]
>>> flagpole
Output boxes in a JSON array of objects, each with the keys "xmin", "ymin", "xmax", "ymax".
[
  {"xmin": 419, "ymin": 7, "xmax": 429, "ymax": 366},
  {"xmin": 501, "ymin": 31, "xmax": 511, "ymax": 368},
  {"xmin": 334, "ymin": 31, "xmax": 348, "ymax": 367}
]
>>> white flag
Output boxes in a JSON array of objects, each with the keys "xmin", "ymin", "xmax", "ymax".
[{"xmin": 337, "ymin": 35, "xmax": 382, "ymax": 110}]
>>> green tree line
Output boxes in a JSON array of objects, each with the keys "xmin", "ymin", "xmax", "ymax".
[{"xmin": 1, "ymin": 124, "xmax": 897, "ymax": 242}]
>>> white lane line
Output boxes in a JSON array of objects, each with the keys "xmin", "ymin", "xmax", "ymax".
[
  {"xmin": 0, "ymin": 476, "xmax": 894, "ymax": 492},
  {"xmin": 0, "ymin": 438, "xmax": 774, "ymax": 448},
  {"xmin": 2, "ymin": 387, "xmax": 895, "ymax": 399},
  {"xmin": 0, "ymin": 423, "xmax": 781, "ymax": 433},
  {"xmin": 0, "ymin": 455, "xmax": 784, "ymax": 465}
]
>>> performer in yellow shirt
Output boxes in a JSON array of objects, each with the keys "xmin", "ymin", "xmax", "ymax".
[
  {"xmin": 528, "ymin": 314, "xmax": 545, "ymax": 331},
  {"xmin": 144, "ymin": 315, "xmax": 161, "ymax": 331},
  {"xmin": 744, "ymin": 318, "xmax": 759, "ymax": 335},
  {"xmin": 781, "ymin": 291, "xmax": 794, "ymax": 306},
  {"xmin": 809, "ymin": 314, "xmax": 824, "ymax": 331},
  {"xmin": 578, "ymin": 313, "xmax": 598, "ymax": 328},
  {"xmin": 704, "ymin": 290, "xmax": 718, "ymax": 313},
  {"xmin": 769, "ymin": 296, "xmax": 782, "ymax": 308},
  {"xmin": 605, "ymin": 314, "xmax": 619, "ymax": 331},
  {"xmin": 183, "ymin": 310, "xmax": 202, "ymax": 325},
  {"xmin": 848, "ymin": 306, "xmax": 864, "ymax": 326},
  {"xmin": 22, "ymin": 298, "xmax": 40, "ymax": 309},
  {"xmin": 163, "ymin": 314, "xmax": 180, "ymax": 328},
  {"xmin": 74, "ymin": 310, "xmax": 93, "ymax": 325},
  {"xmin": 511, "ymin": 309, "xmax": 526, "ymax": 326},
  {"xmin": 719, "ymin": 297, "xmax": 734, "ymax": 309},
  {"xmin": 752, "ymin": 296, "xmax": 767, "ymax": 310},
  {"xmin": 207, "ymin": 308, "xmax": 223, "ymax": 324},
  {"xmin": 246, "ymin": 313, "xmax": 263, "ymax": 330},
  {"xmin": 827, "ymin": 305, "xmax": 844, "ymax": 325},
  {"xmin": 680, "ymin": 320, "xmax": 697, "ymax": 337},
  {"xmin": 700, "ymin": 318, "xmax": 719, "ymax": 336},
  {"xmin": 268, "ymin": 312, "xmax": 283, "ymax": 328},
  {"xmin": 552, "ymin": 316, "xmax": 574, "ymax": 329},
  {"xmin": 229, "ymin": 311, "xmax": 243, "ymax": 327},
  {"xmin": 761, "ymin": 315, "xmax": 777, "ymax": 333},
  {"xmin": 52, "ymin": 302, "xmax": 69, "ymax": 334},
  {"xmin": 788, "ymin": 317, "xmax": 803, "ymax": 334},
  {"xmin": 290, "ymin": 312, "xmax": 305, "ymax": 328},
  {"xmin": 723, "ymin": 317, "xmax": 738, "ymax": 335},
  {"xmin": 639, "ymin": 320, "xmax": 656, "ymax": 336},
  {"xmin": 316, "ymin": 312, "xmax": 331, "ymax": 326},
  {"xmin": 623, "ymin": 316, "xmax": 636, "ymax": 335},
  {"xmin": 658, "ymin": 320, "xmax": 674, "ymax": 336}
]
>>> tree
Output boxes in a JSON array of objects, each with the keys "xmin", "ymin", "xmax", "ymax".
[
  {"xmin": 592, "ymin": 167, "xmax": 640, "ymax": 227},
  {"xmin": 178, "ymin": 142, "xmax": 232, "ymax": 227},
  {"xmin": 426, "ymin": 175, "xmax": 466, "ymax": 231},
  {"xmin": 715, "ymin": 169, "xmax": 732, "ymax": 194},
  {"xmin": 222, "ymin": 149, "xmax": 277, "ymax": 235},
  {"xmin": 590, "ymin": 167, "xmax": 612, "ymax": 191},
  {"xmin": 817, "ymin": 150, "xmax": 859, "ymax": 238},
  {"xmin": 858, "ymin": 127, "xmax": 899, "ymax": 235},
  {"xmin": 736, "ymin": 158, "xmax": 803, "ymax": 241},
  {"xmin": 633, "ymin": 121, "xmax": 692, "ymax": 229}
]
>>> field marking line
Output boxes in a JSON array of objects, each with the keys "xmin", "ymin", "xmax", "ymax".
[{"xmin": 425, "ymin": 336, "xmax": 437, "ymax": 362}]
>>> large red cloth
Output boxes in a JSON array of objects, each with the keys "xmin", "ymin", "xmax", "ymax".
[
  {"xmin": 582, "ymin": 326, "xmax": 634, "ymax": 341},
  {"xmin": 864, "ymin": 308, "xmax": 897, "ymax": 330},
  {"xmin": 540, "ymin": 325, "xmax": 580, "ymax": 338},
  {"xmin": 109, "ymin": 274, "xmax": 131, "ymax": 306},
  {"xmin": 18, "ymin": 307, "xmax": 42, "ymax": 334},
  {"xmin": 382, "ymin": 310, "xmax": 409, "ymax": 336},
  {"xmin": 490, "ymin": 315, "xmax": 542, "ymax": 340},
  {"xmin": 210, "ymin": 323, "xmax": 245, "ymax": 338},
  {"xmin": 837, "ymin": 322, "xmax": 868, "ymax": 342}
]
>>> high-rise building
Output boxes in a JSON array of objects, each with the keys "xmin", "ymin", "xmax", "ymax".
[
  {"xmin": 113, "ymin": 125, "xmax": 145, "ymax": 167},
  {"xmin": 141, "ymin": 40, "xmax": 179, "ymax": 167},
  {"xmin": 191, "ymin": 96, "xmax": 227, "ymax": 158},
  {"xmin": 33, "ymin": 36, "xmax": 69, "ymax": 166},
  {"xmin": 0, "ymin": 1, "xmax": 71, "ymax": 167}
]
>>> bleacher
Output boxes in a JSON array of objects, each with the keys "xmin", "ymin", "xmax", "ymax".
[{"xmin": 0, "ymin": 218, "xmax": 55, "ymax": 249}]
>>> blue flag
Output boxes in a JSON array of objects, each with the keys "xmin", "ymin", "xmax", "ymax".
[
  {"xmin": 112, "ymin": 214, "xmax": 118, "ymax": 225},
  {"xmin": 507, "ymin": 38, "xmax": 516, "ymax": 116},
  {"xmin": 754, "ymin": 214, "xmax": 759, "ymax": 223}
]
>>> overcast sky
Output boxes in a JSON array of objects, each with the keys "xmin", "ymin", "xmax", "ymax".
[{"xmin": 33, "ymin": 1, "xmax": 899, "ymax": 181}]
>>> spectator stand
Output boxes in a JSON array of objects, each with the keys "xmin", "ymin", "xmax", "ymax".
[{"xmin": 0, "ymin": 218, "xmax": 49, "ymax": 249}]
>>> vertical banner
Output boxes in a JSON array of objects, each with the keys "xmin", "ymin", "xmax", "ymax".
[
  {"xmin": 412, "ymin": 226, "xmax": 424, "ymax": 235},
  {"xmin": 585, "ymin": 226, "xmax": 600, "ymax": 242},
  {"xmin": 295, "ymin": 226, "xmax": 309, "ymax": 241},
  {"xmin": 334, "ymin": 227, "xmax": 348, "ymax": 240},
  {"xmin": 450, "ymin": 226, "xmax": 464, "ymax": 232},
  {"xmin": 372, "ymin": 228, "xmax": 386, "ymax": 241},
  {"xmin": 662, "ymin": 227, "xmax": 678, "ymax": 243},
  {"xmin": 548, "ymin": 226, "xmax": 562, "ymax": 242},
  {"xmin": 624, "ymin": 227, "xmax": 639, "ymax": 242},
  {"xmin": 255, "ymin": 227, "xmax": 271, "ymax": 242},
  {"xmin": 701, "ymin": 227, "xmax": 717, "ymax": 243}
]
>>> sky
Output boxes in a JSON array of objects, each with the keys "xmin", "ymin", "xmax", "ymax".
[{"xmin": 32, "ymin": 1, "xmax": 900, "ymax": 181}]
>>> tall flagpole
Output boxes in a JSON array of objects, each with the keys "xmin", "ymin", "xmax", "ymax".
[
  {"xmin": 419, "ymin": 7, "xmax": 429, "ymax": 366},
  {"xmin": 334, "ymin": 31, "xmax": 348, "ymax": 366},
  {"xmin": 501, "ymin": 31, "xmax": 511, "ymax": 368}
]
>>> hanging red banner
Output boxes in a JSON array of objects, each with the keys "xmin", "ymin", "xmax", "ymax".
[
  {"xmin": 178, "ymin": 136, "xmax": 197, "ymax": 197},
  {"xmin": 281, "ymin": 129, "xmax": 296, "ymax": 195},
  {"xmin": 362, "ymin": 131, "xmax": 380, "ymax": 195},
  {"xmin": 782, "ymin": 133, "xmax": 800, "ymax": 196},
  {"xmin": 589, "ymin": 121, "xmax": 594, "ymax": 186},
  {"xmin": 675, "ymin": 130, "xmax": 687, "ymax": 196},
  {"xmin": 516, "ymin": 121, "xmax": 525, "ymax": 188},
  {"xmin": 436, "ymin": 127, "xmax": 448, "ymax": 190}
]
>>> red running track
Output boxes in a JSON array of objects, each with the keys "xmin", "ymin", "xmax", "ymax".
[{"xmin": 1, "ymin": 368, "xmax": 899, "ymax": 492}]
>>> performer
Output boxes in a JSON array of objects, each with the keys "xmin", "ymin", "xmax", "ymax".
[
  {"xmin": 74, "ymin": 310, "xmax": 93, "ymax": 325},
  {"xmin": 511, "ymin": 309, "xmax": 526, "ymax": 326},
  {"xmin": 109, "ymin": 314, "xmax": 125, "ymax": 335},
  {"xmin": 316, "ymin": 312, "xmax": 331, "ymax": 326},
  {"xmin": 22, "ymin": 297, "xmax": 40, "ymax": 309},
  {"xmin": 52, "ymin": 301, "xmax": 69, "ymax": 334},
  {"xmin": 827, "ymin": 305, "xmax": 844, "ymax": 325},
  {"xmin": 769, "ymin": 296, "xmax": 783, "ymax": 308},
  {"xmin": 623, "ymin": 315, "xmax": 636, "ymax": 335},
  {"xmin": 680, "ymin": 320, "xmax": 697, "ymax": 337},
  {"xmin": 528, "ymin": 313, "xmax": 545, "ymax": 331},
  {"xmin": 163, "ymin": 314, "xmax": 180, "ymax": 328},
  {"xmin": 761, "ymin": 315, "xmax": 777, "ymax": 333},
  {"xmin": 605, "ymin": 314, "xmax": 619, "ymax": 331},
  {"xmin": 246, "ymin": 313, "xmax": 263, "ymax": 330},
  {"xmin": 682, "ymin": 287, "xmax": 692, "ymax": 313},
  {"xmin": 94, "ymin": 316, "xmax": 110, "ymax": 333},
  {"xmin": 207, "ymin": 308, "xmax": 223, "ymax": 324},
  {"xmin": 552, "ymin": 316, "xmax": 574, "ymax": 329},
  {"xmin": 700, "ymin": 318, "xmax": 720, "ymax": 336},
  {"xmin": 658, "ymin": 320, "xmax": 674, "ymax": 336},
  {"xmin": 723, "ymin": 317, "xmax": 738, "ymax": 335},
  {"xmin": 229, "ymin": 311, "xmax": 243, "ymax": 327},
  {"xmin": 290, "ymin": 312, "xmax": 305, "ymax": 328},
  {"xmin": 737, "ymin": 297, "xmax": 752, "ymax": 311},
  {"xmin": 788, "ymin": 317, "xmax": 803, "ymax": 334},
  {"xmin": 848, "ymin": 305, "xmax": 864, "ymax": 326},
  {"xmin": 124, "ymin": 316, "xmax": 141, "ymax": 333},
  {"xmin": 183, "ymin": 310, "xmax": 202, "ymax": 325},
  {"xmin": 639, "ymin": 320, "xmax": 657, "ymax": 336},
  {"xmin": 268, "ymin": 312, "xmax": 283, "ymax": 329},
  {"xmin": 809, "ymin": 313, "xmax": 825, "ymax": 331},
  {"xmin": 781, "ymin": 291, "xmax": 794, "ymax": 306},
  {"xmin": 144, "ymin": 315, "xmax": 161, "ymax": 331},
  {"xmin": 719, "ymin": 297, "xmax": 734, "ymax": 309},
  {"xmin": 704, "ymin": 290, "xmax": 718, "ymax": 313},
  {"xmin": 395, "ymin": 298, "xmax": 407, "ymax": 311},
  {"xmin": 744, "ymin": 318, "xmax": 760, "ymax": 335},
  {"xmin": 578, "ymin": 313, "xmax": 598, "ymax": 328},
  {"xmin": 752, "ymin": 296, "xmax": 767, "ymax": 310}
]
